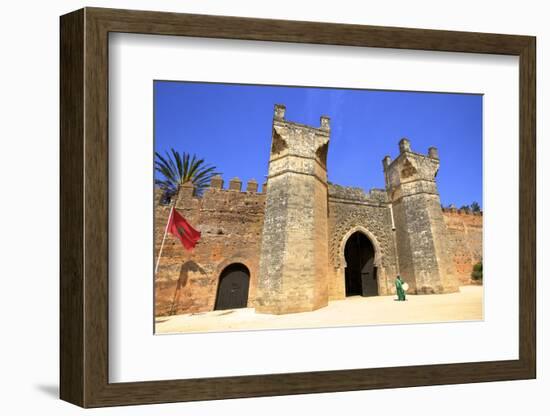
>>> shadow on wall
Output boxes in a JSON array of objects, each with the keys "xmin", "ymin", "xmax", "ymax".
[{"xmin": 169, "ymin": 260, "xmax": 207, "ymax": 315}]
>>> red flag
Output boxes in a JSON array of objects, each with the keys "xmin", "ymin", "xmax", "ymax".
[{"xmin": 167, "ymin": 207, "xmax": 201, "ymax": 251}]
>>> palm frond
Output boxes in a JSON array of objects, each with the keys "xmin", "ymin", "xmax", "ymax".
[{"xmin": 154, "ymin": 148, "xmax": 221, "ymax": 198}]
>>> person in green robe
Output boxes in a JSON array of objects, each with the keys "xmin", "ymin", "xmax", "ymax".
[{"xmin": 395, "ymin": 275, "xmax": 406, "ymax": 301}]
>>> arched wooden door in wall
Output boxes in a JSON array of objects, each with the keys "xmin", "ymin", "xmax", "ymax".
[
  {"xmin": 214, "ymin": 264, "xmax": 250, "ymax": 310},
  {"xmin": 344, "ymin": 231, "xmax": 379, "ymax": 297}
]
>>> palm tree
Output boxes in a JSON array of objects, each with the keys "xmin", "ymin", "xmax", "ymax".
[
  {"xmin": 155, "ymin": 149, "xmax": 219, "ymax": 201},
  {"xmin": 470, "ymin": 201, "xmax": 481, "ymax": 212}
]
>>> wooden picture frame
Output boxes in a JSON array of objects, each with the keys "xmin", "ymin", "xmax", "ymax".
[{"xmin": 60, "ymin": 7, "xmax": 536, "ymax": 408}]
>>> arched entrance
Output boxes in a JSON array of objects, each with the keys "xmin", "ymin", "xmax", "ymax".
[
  {"xmin": 214, "ymin": 263, "xmax": 250, "ymax": 310},
  {"xmin": 344, "ymin": 231, "xmax": 379, "ymax": 297}
]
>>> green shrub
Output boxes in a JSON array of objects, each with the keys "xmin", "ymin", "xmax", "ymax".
[{"xmin": 471, "ymin": 261, "xmax": 483, "ymax": 281}]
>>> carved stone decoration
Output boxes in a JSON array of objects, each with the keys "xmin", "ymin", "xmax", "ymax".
[
  {"xmin": 400, "ymin": 158, "xmax": 418, "ymax": 179},
  {"xmin": 270, "ymin": 129, "xmax": 288, "ymax": 155},
  {"xmin": 316, "ymin": 142, "xmax": 328, "ymax": 169}
]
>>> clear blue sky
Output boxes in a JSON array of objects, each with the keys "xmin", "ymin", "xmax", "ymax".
[{"xmin": 154, "ymin": 81, "xmax": 482, "ymax": 208}]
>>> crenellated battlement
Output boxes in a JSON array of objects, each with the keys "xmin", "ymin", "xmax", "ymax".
[
  {"xmin": 208, "ymin": 175, "xmax": 267, "ymax": 194},
  {"xmin": 154, "ymin": 181, "xmax": 266, "ymax": 317},
  {"xmin": 156, "ymin": 176, "xmax": 267, "ymax": 207},
  {"xmin": 382, "ymin": 137, "xmax": 440, "ymax": 172},
  {"xmin": 154, "ymin": 177, "xmax": 267, "ymax": 233},
  {"xmin": 328, "ymin": 183, "xmax": 389, "ymax": 205},
  {"xmin": 273, "ymin": 103, "xmax": 331, "ymax": 135},
  {"xmin": 442, "ymin": 206, "xmax": 483, "ymax": 216},
  {"xmin": 442, "ymin": 206, "xmax": 483, "ymax": 285},
  {"xmin": 206, "ymin": 175, "xmax": 267, "ymax": 194},
  {"xmin": 382, "ymin": 138, "xmax": 441, "ymax": 196}
]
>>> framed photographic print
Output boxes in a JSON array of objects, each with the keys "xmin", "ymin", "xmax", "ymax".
[{"xmin": 60, "ymin": 7, "xmax": 536, "ymax": 408}]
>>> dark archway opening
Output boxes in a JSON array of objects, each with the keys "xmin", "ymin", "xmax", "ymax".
[
  {"xmin": 214, "ymin": 263, "xmax": 250, "ymax": 310},
  {"xmin": 344, "ymin": 232, "xmax": 378, "ymax": 297}
]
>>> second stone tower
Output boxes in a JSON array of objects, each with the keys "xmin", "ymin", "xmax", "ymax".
[{"xmin": 383, "ymin": 138, "xmax": 459, "ymax": 294}]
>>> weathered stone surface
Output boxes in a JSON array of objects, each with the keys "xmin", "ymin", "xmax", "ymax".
[
  {"xmin": 154, "ymin": 107, "xmax": 479, "ymax": 317},
  {"xmin": 246, "ymin": 179, "xmax": 258, "ymax": 193},
  {"xmin": 256, "ymin": 106, "xmax": 330, "ymax": 314},
  {"xmin": 384, "ymin": 140, "xmax": 458, "ymax": 294},
  {"xmin": 327, "ymin": 185, "xmax": 398, "ymax": 298},
  {"xmin": 442, "ymin": 209, "xmax": 483, "ymax": 284}
]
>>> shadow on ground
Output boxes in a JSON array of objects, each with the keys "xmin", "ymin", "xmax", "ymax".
[{"xmin": 35, "ymin": 384, "xmax": 58, "ymax": 399}]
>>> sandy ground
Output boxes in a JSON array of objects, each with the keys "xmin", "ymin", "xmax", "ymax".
[{"xmin": 155, "ymin": 285, "xmax": 483, "ymax": 334}]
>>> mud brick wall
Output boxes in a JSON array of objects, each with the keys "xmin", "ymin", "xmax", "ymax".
[
  {"xmin": 442, "ymin": 209, "xmax": 483, "ymax": 284},
  {"xmin": 154, "ymin": 181, "xmax": 265, "ymax": 316}
]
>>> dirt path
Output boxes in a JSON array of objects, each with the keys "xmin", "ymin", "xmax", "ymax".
[{"xmin": 155, "ymin": 285, "xmax": 483, "ymax": 334}]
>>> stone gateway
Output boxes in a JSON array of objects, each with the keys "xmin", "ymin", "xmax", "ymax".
[{"xmin": 155, "ymin": 104, "xmax": 482, "ymax": 316}]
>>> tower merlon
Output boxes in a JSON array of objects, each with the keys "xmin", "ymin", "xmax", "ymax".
[
  {"xmin": 428, "ymin": 146, "xmax": 439, "ymax": 159},
  {"xmin": 229, "ymin": 177, "xmax": 242, "ymax": 191},
  {"xmin": 382, "ymin": 155, "xmax": 392, "ymax": 170},
  {"xmin": 399, "ymin": 137, "xmax": 411, "ymax": 153},
  {"xmin": 274, "ymin": 104, "xmax": 286, "ymax": 120},
  {"xmin": 176, "ymin": 180, "xmax": 195, "ymax": 202},
  {"xmin": 320, "ymin": 115, "xmax": 330, "ymax": 131},
  {"xmin": 246, "ymin": 179, "xmax": 258, "ymax": 193},
  {"xmin": 210, "ymin": 174, "xmax": 224, "ymax": 189}
]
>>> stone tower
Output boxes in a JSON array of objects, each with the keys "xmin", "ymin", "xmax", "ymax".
[
  {"xmin": 256, "ymin": 104, "xmax": 330, "ymax": 314},
  {"xmin": 383, "ymin": 138, "xmax": 458, "ymax": 294}
]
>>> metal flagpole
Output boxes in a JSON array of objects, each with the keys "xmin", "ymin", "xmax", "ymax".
[{"xmin": 155, "ymin": 200, "xmax": 175, "ymax": 275}]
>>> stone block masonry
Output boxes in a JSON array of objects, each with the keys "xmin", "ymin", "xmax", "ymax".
[
  {"xmin": 384, "ymin": 138, "xmax": 459, "ymax": 294},
  {"xmin": 327, "ymin": 184, "xmax": 399, "ymax": 298},
  {"xmin": 154, "ymin": 106, "xmax": 479, "ymax": 317},
  {"xmin": 256, "ymin": 104, "xmax": 330, "ymax": 314}
]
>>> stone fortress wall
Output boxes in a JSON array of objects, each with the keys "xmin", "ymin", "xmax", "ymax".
[
  {"xmin": 154, "ymin": 178, "xmax": 266, "ymax": 316},
  {"xmin": 155, "ymin": 105, "xmax": 483, "ymax": 316},
  {"xmin": 442, "ymin": 208, "xmax": 483, "ymax": 284},
  {"xmin": 327, "ymin": 184, "xmax": 399, "ymax": 298}
]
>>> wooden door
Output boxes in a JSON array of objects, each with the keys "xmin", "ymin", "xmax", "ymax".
[
  {"xmin": 214, "ymin": 264, "xmax": 250, "ymax": 310},
  {"xmin": 361, "ymin": 257, "xmax": 379, "ymax": 296},
  {"xmin": 344, "ymin": 231, "xmax": 378, "ymax": 297}
]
